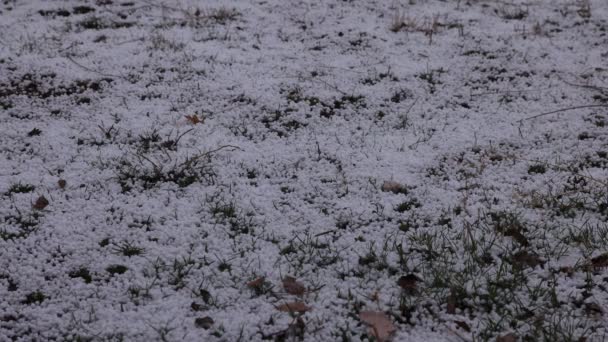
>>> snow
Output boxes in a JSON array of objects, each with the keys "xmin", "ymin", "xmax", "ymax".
[{"xmin": 1, "ymin": 0, "xmax": 607, "ymax": 341}]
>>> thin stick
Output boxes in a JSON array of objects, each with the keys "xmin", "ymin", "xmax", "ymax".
[
  {"xmin": 561, "ymin": 79, "xmax": 608, "ymax": 93},
  {"xmin": 65, "ymin": 55, "xmax": 131, "ymax": 82},
  {"xmin": 520, "ymin": 104, "xmax": 607, "ymax": 121}
]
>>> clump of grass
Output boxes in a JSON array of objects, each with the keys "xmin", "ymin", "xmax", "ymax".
[
  {"xmin": 5, "ymin": 183, "xmax": 35, "ymax": 195},
  {"xmin": 22, "ymin": 291, "xmax": 46, "ymax": 305},
  {"xmin": 112, "ymin": 241, "xmax": 145, "ymax": 257},
  {"xmin": 1, "ymin": 209, "xmax": 40, "ymax": 240},
  {"xmin": 106, "ymin": 264, "xmax": 128, "ymax": 275},
  {"xmin": 193, "ymin": 7, "xmax": 240, "ymax": 26},
  {"xmin": 116, "ymin": 142, "xmax": 239, "ymax": 192},
  {"xmin": 69, "ymin": 267, "xmax": 93, "ymax": 283},
  {"xmin": 528, "ymin": 164, "xmax": 547, "ymax": 174},
  {"xmin": 390, "ymin": 10, "xmax": 445, "ymax": 43},
  {"xmin": 395, "ymin": 198, "xmax": 421, "ymax": 213},
  {"xmin": 498, "ymin": 5, "xmax": 529, "ymax": 20}
]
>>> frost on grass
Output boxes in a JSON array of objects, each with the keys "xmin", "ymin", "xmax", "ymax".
[{"xmin": 1, "ymin": 0, "xmax": 608, "ymax": 341}]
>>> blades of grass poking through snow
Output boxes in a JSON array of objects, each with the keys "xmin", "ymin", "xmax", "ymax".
[{"xmin": 116, "ymin": 144, "xmax": 242, "ymax": 191}]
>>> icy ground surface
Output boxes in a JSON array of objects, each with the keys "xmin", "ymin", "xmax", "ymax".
[{"xmin": 1, "ymin": 0, "xmax": 608, "ymax": 341}]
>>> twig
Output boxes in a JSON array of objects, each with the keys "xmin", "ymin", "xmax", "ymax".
[
  {"xmin": 519, "ymin": 104, "xmax": 608, "ymax": 122},
  {"xmin": 314, "ymin": 229, "xmax": 337, "ymax": 237},
  {"xmin": 562, "ymin": 80, "xmax": 608, "ymax": 93},
  {"xmin": 180, "ymin": 145, "xmax": 243, "ymax": 169},
  {"xmin": 65, "ymin": 55, "xmax": 131, "ymax": 82}
]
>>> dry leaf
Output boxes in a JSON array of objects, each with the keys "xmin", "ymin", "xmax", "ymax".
[
  {"xmin": 511, "ymin": 250, "xmax": 543, "ymax": 269},
  {"xmin": 359, "ymin": 311, "xmax": 396, "ymax": 342},
  {"xmin": 446, "ymin": 289, "xmax": 457, "ymax": 314},
  {"xmin": 504, "ymin": 228, "xmax": 529, "ymax": 247},
  {"xmin": 397, "ymin": 274, "xmax": 420, "ymax": 292},
  {"xmin": 283, "ymin": 276, "xmax": 306, "ymax": 296},
  {"xmin": 496, "ymin": 333, "xmax": 517, "ymax": 342},
  {"xmin": 33, "ymin": 196, "xmax": 49, "ymax": 210},
  {"xmin": 590, "ymin": 253, "xmax": 608, "ymax": 268},
  {"xmin": 584, "ymin": 302, "xmax": 603, "ymax": 317},
  {"xmin": 454, "ymin": 320, "xmax": 470, "ymax": 332},
  {"xmin": 381, "ymin": 181, "xmax": 408, "ymax": 194},
  {"xmin": 558, "ymin": 266, "xmax": 575, "ymax": 276},
  {"xmin": 194, "ymin": 316, "xmax": 214, "ymax": 329},
  {"xmin": 276, "ymin": 301, "xmax": 310, "ymax": 313},
  {"xmin": 190, "ymin": 302, "xmax": 204, "ymax": 312},
  {"xmin": 58, "ymin": 179, "xmax": 66, "ymax": 189},
  {"xmin": 247, "ymin": 276, "xmax": 265, "ymax": 289},
  {"xmin": 185, "ymin": 114, "xmax": 203, "ymax": 125}
]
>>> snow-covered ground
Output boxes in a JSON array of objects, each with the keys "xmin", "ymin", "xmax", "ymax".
[{"xmin": 1, "ymin": 0, "xmax": 607, "ymax": 340}]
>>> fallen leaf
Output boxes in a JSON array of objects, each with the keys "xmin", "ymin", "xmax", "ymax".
[
  {"xmin": 190, "ymin": 302, "xmax": 204, "ymax": 312},
  {"xmin": 511, "ymin": 250, "xmax": 543, "ymax": 269},
  {"xmin": 359, "ymin": 311, "xmax": 396, "ymax": 342},
  {"xmin": 558, "ymin": 266, "xmax": 575, "ymax": 276},
  {"xmin": 381, "ymin": 181, "xmax": 408, "ymax": 194},
  {"xmin": 33, "ymin": 196, "xmax": 49, "ymax": 210},
  {"xmin": 446, "ymin": 289, "xmax": 457, "ymax": 314},
  {"xmin": 454, "ymin": 320, "xmax": 470, "ymax": 332},
  {"xmin": 397, "ymin": 274, "xmax": 420, "ymax": 292},
  {"xmin": 590, "ymin": 253, "xmax": 608, "ymax": 268},
  {"xmin": 194, "ymin": 316, "xmax": 214, "ymax": 329},
  {"xmin": 58, "ymin": 179, "xmax": 67, "ymax": 189},
  {"xmin": 584, "ymin": 302, "xmax": 603, "ymax": 317},
  {"xmin": 276, "ymin": 301, "xmax": 310, "ymax": 313},
  {"xmin": 283, "ymin": 276, "xmax": 306, "ymax": 296},
  {"xmin": 247, "ymin": 276, "xmax": 265, "ymax": 289},
  {"xmin": 504, "ymin": 228, "xmax": 529, "ymax": 246},
  {"xmin": 496, "ymin": 333, "xmax": 517, "ymax": 342},
  {"xmin": 185, "ymin": 114, "xmax": 203, "ymax": 125}
]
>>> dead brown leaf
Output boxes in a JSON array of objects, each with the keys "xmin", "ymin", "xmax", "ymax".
[
  {"xmin": 276, "ymin": 301, "xmax": 311, "ymax": 313},
  {"xmin": 359, "ymin": 311, "xmax": 396, "ymax": 342},
  {"xmin": 185, "ymin": 114, "xmax": 203, "ymax": 125},
  {"xmin": 381, "ymin": 181, "xmax": 408, "ymax": 194},
  {"xmin": 33, "ymin": 196, "xmax": 49, "ymax": 210},
  {"xmin": 496, "ymin": 332, "xmax": 517, "ymax": 342},
  {"xmin": 584, "ymin": 302, "xmax": 603, "ymax": 317},
  {"xmin": 454, "ymin": 320, "xmax": 470, "ymax": 332},
  {"xmin": 247, "ymin": 276, "xmax": 265, "ymax": 289},
  {"xmin": 446, "ymin": 289, "xmax": 457, "ymax": 314},
  {"xmin": 194, "ymin": 316, "xmax": 214, "ymax": 329},
  {"xmin": 283, "ymin": 276, "xmax": 306, "ymax": 296},
  {"xmin": 512, "ymin": 250, "xmax": 543, "ymax": 269},
  {"xmin": 591, "ymin": 253, "xmax": 608, "ymax": 268},
  {"xmin": 397, "ymin": 274, "xmax": 420, "ymax": 292}
]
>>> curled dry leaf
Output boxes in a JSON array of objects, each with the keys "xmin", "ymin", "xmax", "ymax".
[
  {"xmin": 194, "ymin": 316, "xmax": 214, "ymax": 329},
  {"xmin": 584, "ymin": 302, "xmax": 603, "ymax": 317},
  {"xmin": 33, "ymin": 196, "xmax": 49, "ymax": 210},
  {"xmin": 381, "ymin": 181, "xmax": 408, "ymax": 194},
  {"xmin": 397, "ymin": 274, "xmax": 420, "ymax": 292},
  {"xmin": 590, "ymin": 253, "xmax": 608, "ymax": 269},
  {"xmin": 247, "ymin": 276, "xmax": 265, "ymax": 289},
  {"xmin": 190, "ymin": 302, "xmax": 204, "ymax": 312},
  {"xmin": 454, "ymin": 320, "xmax": 470, "ymax": 332},
  {"xmin": 276, "ymin": 301, "xmax": 310, "ymax": 313},
  {"xmin": 283, "ymin": 276, "xmax": 306, "ymax": 296},
  {"xmin": 359, "ymin": 311, "xmax": 396, "ymax": 342},
  {"xmin": 496, "ymin": 332, "xmax": 517, "ymax": 342},
  {"xmin": 446, "ymin": 289, "xmax": 457, "ymax": 314},
  {"xmin": 512, "ymin": 250, "xmax": 543, "ymax": 269},
  {"xmin": 185, "ymin": 114, "xmax": 203, "ymax": 125}
]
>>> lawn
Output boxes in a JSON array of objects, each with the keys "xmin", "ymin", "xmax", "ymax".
[{"xmin": 0, "ymin": 0, "xmax": 607, "ymax": 341}]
